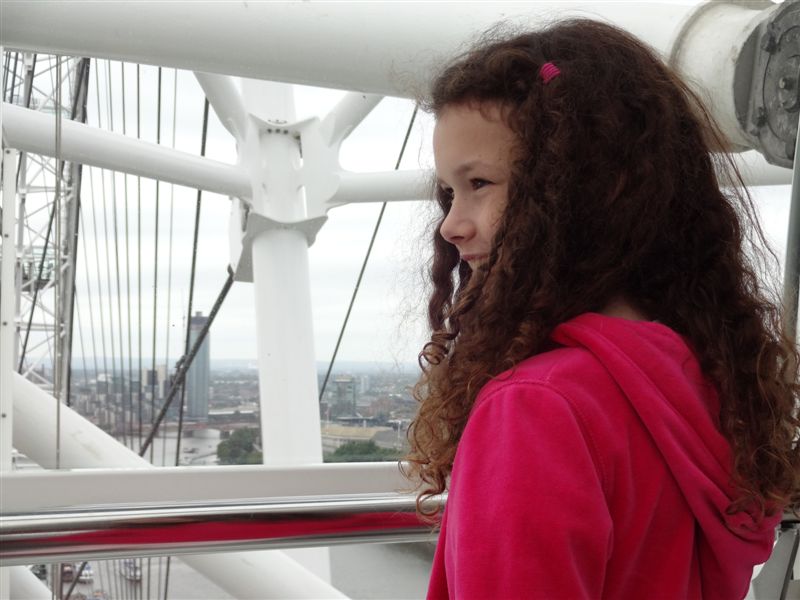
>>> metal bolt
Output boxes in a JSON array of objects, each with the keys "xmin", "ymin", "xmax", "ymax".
[{"xmin": 778, "ymin": 77, "xmax": 796, "ymax": 90}]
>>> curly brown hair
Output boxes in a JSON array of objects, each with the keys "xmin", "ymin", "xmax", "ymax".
[{"xmin": 405, "ymin": 19, "xmax": 800, "ymax": 519}]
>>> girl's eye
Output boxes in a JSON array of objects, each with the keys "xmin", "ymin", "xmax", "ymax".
[
  {"xmin": 471, "ymin": 178, "xmax": 491, "ymax": 190},
  {"xmin": 439, "ymin": 185, "xmax": 454, "ymax": 200}
]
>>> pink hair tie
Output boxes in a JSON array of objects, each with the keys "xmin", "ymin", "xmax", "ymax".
[{"xmin": 539, "ymin": 62, "xmax": 560, "ymax": 85}]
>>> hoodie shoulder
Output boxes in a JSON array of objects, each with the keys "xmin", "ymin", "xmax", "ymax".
[{"xmin": 449, "ymin": 314, "xmax": 776, "ymax": 599}]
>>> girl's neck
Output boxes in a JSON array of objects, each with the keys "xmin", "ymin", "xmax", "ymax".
[{"xmin": 600, "ymin": 298, "xmax": 650, "ymax": 322}]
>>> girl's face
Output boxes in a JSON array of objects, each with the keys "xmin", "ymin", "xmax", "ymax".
[{"xmin": 433, "ymin": 102, "xmax": 516, "ymax": 268}]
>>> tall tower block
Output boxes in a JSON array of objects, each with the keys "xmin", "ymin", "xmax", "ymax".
[{"xmin": 186, "ymin": 312, "xmax": 210, "ymax": 421}]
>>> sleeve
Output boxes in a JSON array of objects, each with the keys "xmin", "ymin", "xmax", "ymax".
[{"xmin": 442, "ymin": 382, "xmax": 613, "ymax": 599}]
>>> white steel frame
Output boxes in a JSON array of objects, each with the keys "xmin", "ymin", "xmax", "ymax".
[{"xmin": 3, "ymin": 54, "xmax": 85, "ymax": 396}]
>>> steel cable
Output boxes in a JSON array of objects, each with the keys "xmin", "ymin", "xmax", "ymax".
[
  {"xmin": 138, "ymin": 268, "xmax": 234, "ymax": 457},
  {"xmin": 78, "ymin": 204, "xmax": 99, "ymax": 384},
  {"xmin": 121, "ymin": 61, "xmax": 136, "ymax": 448},
  {"xmin": 319, "ymin": 105, "xmax": 419, "ymax": 400},
  {"xmin": 90, "ymin": 64, "xmax": 109, "ymax": 397},
  {"xmin": 137, "ymin": 64, "xmax": 143, "ymax": 446},
  {"xmin": 63, "ymin": 57, "xmax": 91, "ymax": 411},
  {"xmin": 174, "ymin": 98, "xmax": 210, "ymax": 464},
  {"xmin": 162, "ymin": 68, "xmax": 178, "ymax": 466},
  {"xmin": 148, "ymin": 66, "xmax": 163, "ymax": 464},
  {"xmin": 107, "ymin": 58, "xmax": 128, "ymax": 446},
  {"xmin": 97, "ymin": 61, "xmax": 120, "ymax": 446},
  {"xmin": 72, "ymin": 293, "xmax": 89, "ymax": 388}
]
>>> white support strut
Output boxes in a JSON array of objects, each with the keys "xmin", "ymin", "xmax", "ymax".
[
  {"xmin": 0, "ymin": 2, "xmax": 699, "ymax": 96},
  {"xmin": 194, "ymin": 72, "xmax": 248, "ymax": 140},
  {"xmin": 2, "ymin": 103, "xmax": 251, "ymax": 198},
  {"xmin": 320, "ymin": 92, "xmax": 384, "ymax": 147}
]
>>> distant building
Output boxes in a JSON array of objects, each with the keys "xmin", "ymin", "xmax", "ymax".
[
  {"xmin": 358, "ymin": 375, "xmax": 370, "ymax": 395},
  {"xmin": 186, "ymin": 311, "xmax": 210, "ymax": 421},
  {"xmin": 332, "ymin": 375, "xmax": 357, "ymax": 418},
  {"xmin": 141, "ymin": 365, "xmax": 169, "ymax": 400}
]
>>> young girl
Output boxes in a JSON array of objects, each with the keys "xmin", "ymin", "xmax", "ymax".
[{"xmin": 406, "ymin": 19, "xmax": 800, "ymax": 599}]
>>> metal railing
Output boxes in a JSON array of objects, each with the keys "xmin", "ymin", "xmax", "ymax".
[{"xmin": 0, "ymin": 492, "xmax": 442, "ymax": 566}]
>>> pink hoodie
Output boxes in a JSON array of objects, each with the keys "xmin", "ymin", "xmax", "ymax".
[{"xmin": 427, "ymin": 313, "xmax": 779, "ymax": 599}]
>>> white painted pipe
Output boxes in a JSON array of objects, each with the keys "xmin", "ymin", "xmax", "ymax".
[
  {"xmin": 194, "ymin": 71, "xmax": 247, "ymax": 140},
  {"xmin": 239, "ymin": 80, "xmax": 324, "ymax": 463},
  {"xmin": 329, "ymin": 153, "xmax": 792, "ymax": 206},
  {"xmin": 1, "ymin": 464, "xmax": 412, "ymax": 511},
  {"xmin": 1, "ymin": 103, "xmax": 251, "ymax": 198},
  {"xmin": 10, "ymin": 374, "xmax": 346, "ymax": 599},
  {"xmin": 251, "ymin": 230, "xmax": 323, "ymax": 465},
  {"xmin": 320, "ymin": 92, "xmax": 384, "ymax": 146},
  {"xmin": 13, "ymin": 374, "xmax": 148, "ymax": 468},
  {"xmin": 0, "ymin": 2, "xmax": 698, "ymax": 97},
  {"xmin": 9, "ymin": 566, "xmax": 50, "ymax": 600},
  {"xmin": 667, "ymin": 1, "xmax": 779, "ymax": 149},
  {"xmin": 331, "ymin": 169, "xmax": 431, "ymax": 206}
]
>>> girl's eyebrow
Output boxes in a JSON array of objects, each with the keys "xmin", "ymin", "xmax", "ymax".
[
  {"xmin": 454, "ymin": 160, "xmax": 491, "ymax": 175},
  {"xmin": 438, "ymin": 160, "xmax": 495, "ymax": 184}
]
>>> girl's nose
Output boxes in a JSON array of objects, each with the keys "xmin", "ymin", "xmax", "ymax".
[{"xmin": 439, "ymin": 202, "xmax": 475, "ymax": 245}]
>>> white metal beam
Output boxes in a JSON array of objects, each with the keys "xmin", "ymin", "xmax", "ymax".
[
  {"xmin": 9, "ymin": 567, "xmax": 49, "ymax": 600},
  {"xmin": 2, "ymin": 103, "xmax": 251, "ymax": 198},
  {"xmin": 320, "ymin": 92, "xmax": 384, "ymax": 147},
  {"xmin": 1, "ymin": 464, "xmax": 410, "ymax": 513},
  {"xmin": 194, "ymin": 72, "xmax": 247, "ymax": 140},
  {"xmin": 331, "ymin": 170, "xmax": 431, "ymax": 206},
  {"xmin": 0, "ymin": 2, "xmax": 698, "ymax": 97}
]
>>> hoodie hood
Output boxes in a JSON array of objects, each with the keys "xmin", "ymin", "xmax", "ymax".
[{"xmin": 551, "ymin": 313, "xmax": 780, "ymax": 598}]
